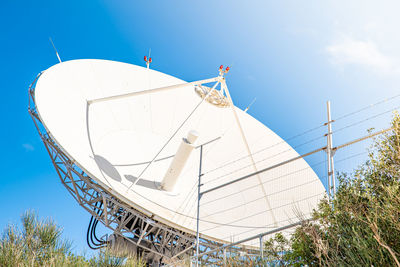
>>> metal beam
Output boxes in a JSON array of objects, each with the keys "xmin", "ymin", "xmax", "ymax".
[
  {"xmin": 333, "ymin": 127, "xmax": 393, "ymax": 151},
  {"xmin": 201, "ymin": 146, "xmax": 326, "ymax": 195},
  {"xmin": 87, "ymin": 77, "xmax": 221, "ymax": 105},
  {"xmin": 196, "ymin": 221, "xmax": 304, "ymax": 258}
]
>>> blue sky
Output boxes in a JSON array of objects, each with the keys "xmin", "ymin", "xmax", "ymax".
[{"xmin": 1, "ymin": 0, "xmax": 400, "ymax": 254}]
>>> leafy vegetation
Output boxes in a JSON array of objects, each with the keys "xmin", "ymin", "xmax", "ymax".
[
  {"xmin": 0, "ymin": 211, "xmax": 146, "ymax": 267},
  {"xmin": 264, "ymin": 113, "xmax": 400, "ymax": 266}
]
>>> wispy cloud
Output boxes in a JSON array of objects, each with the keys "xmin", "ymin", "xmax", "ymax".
[
  {"xmin": 22, "ymin": 143, "xmax": 34, "ymax": 152},
  {"xmin": 326, "ymin": 36, "xmax": 398, "ymax": 74}
]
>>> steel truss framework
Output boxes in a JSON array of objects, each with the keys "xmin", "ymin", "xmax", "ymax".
[{"xmin": 28, "ymin": 73, "xmax": 225, "ymax": 264}]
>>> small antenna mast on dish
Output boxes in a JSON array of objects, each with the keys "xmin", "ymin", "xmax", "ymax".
[
  {"xmin": 144, "ymin": 49, "xmax": 152, "ymax": 69},
  {"xmin": 49, "ymin": 37, "xmax": 62, "ymax": 63},
  {"xmin": 244, "ymin": 97, "xmax": 257, "ymax": 112}
]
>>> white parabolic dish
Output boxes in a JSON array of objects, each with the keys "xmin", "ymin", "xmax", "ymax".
[{"xmin": 35, "ymin": 59, "xmax": 326, "ymax": 248}]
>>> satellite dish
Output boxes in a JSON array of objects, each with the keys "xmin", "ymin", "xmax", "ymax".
[{"xmin": 30, "ymin": 59, "xmax": 325, "ymax": 263}]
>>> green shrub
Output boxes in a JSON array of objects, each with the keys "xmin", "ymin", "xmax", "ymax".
[
  {"xmin": 0, "ymin": 211, "xmax": 146, "ymax": 267},
  {"xmin": 264, "ymin": 113, "xmax": 400, "ymax": 266}
]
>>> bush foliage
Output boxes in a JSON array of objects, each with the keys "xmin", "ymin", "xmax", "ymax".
[
  {"xmin": 0, "ymin": 211, "xmax": 146, "ymax": 267},
  {"xmin": 264, "ymin": 114, "xmax": 400, "ymax": 266}
]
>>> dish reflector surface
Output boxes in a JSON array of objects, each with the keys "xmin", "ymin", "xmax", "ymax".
[{"xmin": 35, "ymin": 59, "xmax": 325, "ymax": 247}]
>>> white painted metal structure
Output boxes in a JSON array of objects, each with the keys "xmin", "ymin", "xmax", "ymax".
[{"xmin": 34, "ymin": 59, "xmax": 325, "ymax": 248}]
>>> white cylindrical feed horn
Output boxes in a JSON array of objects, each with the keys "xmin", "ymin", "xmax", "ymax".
[{"xmin": 161, "ymin": 130, "xmax": 199, "ymax": 191}]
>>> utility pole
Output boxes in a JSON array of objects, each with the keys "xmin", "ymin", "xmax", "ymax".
[
  {"xmin": 325, "ymin": 101, "xmax": 336, "ymax": 198},
  {"xmin": 196, "ymin": 145, "xmax": 203, "ymax": 267}
]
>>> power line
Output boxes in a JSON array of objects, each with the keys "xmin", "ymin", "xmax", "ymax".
[
  {"xmin": 202, "ymin": 193, "xmax": 323, "ymax": 233},
  {"xmin": 333, "ymin": 104, "xmax": 400, "ymax": 134},
  {"xmin": 335, "ymin": 93, "xmax": 400, "ymax": 122},
  {"xmin": 204, "ymin": 133, "xmax": 325, "ymax": 176},
  {"xmin": 182, "ymin": 163, "xmax": 326, "ymax": 228},
  {"xmin": 201, "ymin": 149, "xmax": 368, "ymax": 209},
  {"xmin": 202, "ymin": 178, "xmax": 322, "ymax": 219},
  {"xmin": 176, "ymin": 135, "xmax": 326, "ymax": 221},
  {"xmin": 202, "ymin": 159, "xmax": 326, "ymax": 206},
  {"xmin": 220, "ymin": 215, "xmax": 311, "ymax": 241}
]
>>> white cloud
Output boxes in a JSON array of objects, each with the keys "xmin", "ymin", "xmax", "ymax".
[
  {"xmin": 326, "ymin": 37, "xmax": 398, "ymax": 74},
  {"xmin": 22, "ymin": 143, "xmax": 34, "ymax": 152}
]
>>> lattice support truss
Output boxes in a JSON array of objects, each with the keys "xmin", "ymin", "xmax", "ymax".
[{"xmin": 27, "ymin": 73, "xmax": 223, "ymax": 263}]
